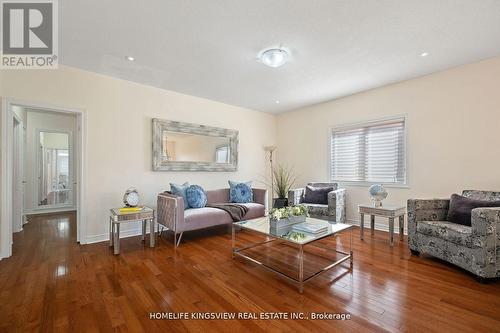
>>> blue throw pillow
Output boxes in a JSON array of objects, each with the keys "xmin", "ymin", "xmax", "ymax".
[
  {"xmin": 186, "ymin": 185, "xmax": 207, "ymax": 208},
  {"xmin": 229, "ymin": 181, "xmax": 253, "ymax": 203},
  {"xmin": 170, "ymin": 182, "xmax": 190, "ymax": 209}
]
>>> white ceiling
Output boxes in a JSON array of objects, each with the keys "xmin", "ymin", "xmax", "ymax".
[{"xmin": 60, "ymin": 1, "xmax": 500, "ymax": 113}]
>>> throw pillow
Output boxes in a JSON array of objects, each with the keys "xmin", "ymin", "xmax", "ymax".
[
  {"xmin": 170, "ymin": 182, "xmax": 190, "ymax": 209},
  {"xmin": 447, "ymin": 193, "xmax": 500, "ymax": 226},
  {"xmin": 304, "ymin": 185, "xmax": 333, "ymax": 205},
  {"xmin": 186, "ymin": 185, "xmax": 208, "ymax": 208},
  {"xmin": 229, "ymin": 181, "xmax": 253, "ymax": 203}
]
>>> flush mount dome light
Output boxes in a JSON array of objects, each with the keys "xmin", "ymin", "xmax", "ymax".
[{"xmin": 259, "ymin": 48, "xmax": 289, "ymax": 68}]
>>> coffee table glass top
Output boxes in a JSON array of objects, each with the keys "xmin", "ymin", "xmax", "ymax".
[{"xmin": 235, "ymin": 216, "xmax": 352, "ymax": 245}]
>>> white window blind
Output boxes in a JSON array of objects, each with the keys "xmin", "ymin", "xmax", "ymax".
[{"xmin": 330, "ymin": 117, "xmax": 406, "ymax": 184}]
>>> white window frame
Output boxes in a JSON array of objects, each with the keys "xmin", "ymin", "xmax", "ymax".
[{"xmin": 328, "ymin": 115, "xmax": 409, "ymax": 188}]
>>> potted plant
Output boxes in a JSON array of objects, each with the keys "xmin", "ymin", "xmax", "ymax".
[{"xmin": 272, "ymin": 164, "xmax": 297, "ymax": 208}]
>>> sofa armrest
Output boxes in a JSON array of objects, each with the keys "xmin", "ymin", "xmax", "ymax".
[
  {"xmin": 157, "ymin": 193, "xmax": 185, "ymax": 233},
  {"xmin": 328, "ymin": 188, "xmax": 346, "ymax": 223},
  {"xmin": 288, "ymin": 188, "xmax": 305, "ymax": 206},
  {"xmin": 253, "ymin": 188, "xmax": 269, "ymax": 213}
]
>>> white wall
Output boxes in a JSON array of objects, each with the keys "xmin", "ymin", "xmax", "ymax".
[
  {"xmin": 0, "ymin": 65, "xmax": 277, "ymax": 243},
  {"xmin": 276, "ymin": 56, "xmax": 500, "ymax": 228},
  {"xmin": 24, "ymin": 110, "xmax": 77, "ymax": 212}
]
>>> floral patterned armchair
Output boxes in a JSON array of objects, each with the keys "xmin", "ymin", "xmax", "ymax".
[
  {"xmin": 408, "ymin": 190, "xmax": 500, "ymax": 281},
  {"xmin": 288, "ymin": 182, "xmax": 346, "ymax": 223}
]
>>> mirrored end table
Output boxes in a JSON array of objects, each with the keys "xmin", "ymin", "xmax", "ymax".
[
  {"xmin": 358, "ymin": 204, "xmax": 406, "ymax": 246},
  {"xmin": 109, "ymin": 206, "xmax": 155, "ymax": 254}
]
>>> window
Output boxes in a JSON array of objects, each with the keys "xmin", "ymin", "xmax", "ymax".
[
  {"xmin": 215, "ymin": 145, "xmax": 230, "ymax": 163},
  {"xmin": 330, "ymin": 117, "xmax": 406, "ymax": 185}
]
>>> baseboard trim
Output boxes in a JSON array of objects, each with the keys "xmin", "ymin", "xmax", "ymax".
[{"xmin": 347, "ymin": 218, "xmax": 407, "ymax": 235}]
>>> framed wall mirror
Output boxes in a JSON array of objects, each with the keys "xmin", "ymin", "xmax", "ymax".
[{"xmin": 152, "ymin": 119, "xmax": 238, "ymax": 171}]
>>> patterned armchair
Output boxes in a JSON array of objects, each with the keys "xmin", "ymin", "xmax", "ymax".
[
  {"xmin": 288, "ymin": 182, "xmax": 346, "ymax": 223},
  {"xmin": 408, "ymin": 190, "xmax": 500, "ymax": 280}
]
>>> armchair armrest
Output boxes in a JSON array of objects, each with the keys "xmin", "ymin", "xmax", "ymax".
[
  {"xmin": 471, "ymin": 207, "xmax": 500, "ymax": 274},
  {"xmin": 288, "ymin": 188, "xmax": 305, "ymax": 206},
  {"xmin": 407, "ymin": 199, "xmax": 450, "ymax": 222},
  {"xmin": 157, "ymin": 193, "xmax": 185, "ymax": 233},
  {"xmin": 252, "ymin": 188, "xmax": 269, "ymax": 213},
  {"xmin": 328, "ymin": 188, "xmax": 346, "ymax": 223},
  {"xmin": 472, "ymin": 207, "xmax": 500, "ymax": 237},
  {"xmin": 407, "ymin": 199, "xmax": 450, "ymax": 250}
]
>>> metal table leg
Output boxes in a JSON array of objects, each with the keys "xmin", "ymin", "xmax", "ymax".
[
  {"xmin": 350, "ymin": 227, "xmax": 353, "ymax": 268},
  {"xmin": 389, "ymin": 217, "xmax": 394, "ymax": 246},
  {"xmin": 149, "ymin": 217, "xmax": 155, "ymax": 247},
  {"xmin": 299, "ymin": 245, "xmax": 304, "ymax": 293},
  {"xmin": 114, "ymin": 223, "xmax": 120, "ymax": 254},
  {"xmin": 370, "ymin": 215, "xmax": 375, "ymax": 235},
  {"xmin": 231, "ymin": 223, "xmax": 235, "ymax": 258},
  {"xmin": 141, "ymin": 220, "xmax": 146, "ymax": 241},
  {"xmin": 360, "ymin": 213, "xmax": 365, "ymax": 240},
  {"xmin": 109, "ymin": 217, "xmax": 113, "ymax": 247},
  {"xmin": 399, "ymin": 215, "xmax": 404, "ymax": 241}
]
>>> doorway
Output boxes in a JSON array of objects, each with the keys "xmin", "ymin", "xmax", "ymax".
[
  {"xmin": 1, "ymin": 99, "xmax": 87, "ymax": 260},
  {"xmin": 36, "ymin": 130, "xmax": 74, "ymax": 210}
]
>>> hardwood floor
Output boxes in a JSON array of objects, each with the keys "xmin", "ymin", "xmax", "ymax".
[{"xmin": 0, "ymin": 212, "xmax": 499, "ymax": 332}]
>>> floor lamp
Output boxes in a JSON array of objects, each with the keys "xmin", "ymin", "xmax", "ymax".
[{"xmin": 264, "ymin": 146, "xmax": 276, "ymax": 208}]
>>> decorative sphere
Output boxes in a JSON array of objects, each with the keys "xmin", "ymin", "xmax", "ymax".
[
  {"xmin": 369, "ymin": 184, "xmax": 388, "ymax": 202},
  {"xmin": 123, "ymin": 188, "xmax": 140, "ymax": 207}
]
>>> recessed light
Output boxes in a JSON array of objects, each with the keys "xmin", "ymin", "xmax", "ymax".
[
  {"xmin": 419, "ymin": 52, "xmax": 429, "ymax": 57},
  {"xmin": 275, "ymin": 100, "xmax": 280, "ymax": 104},
  {"xmin": 259, "ymin": 48, "xmax": 289, "ymax": 68},
  {"xmin": 125, "ymin": 56, "xmax": 135, "ymax": 61}
]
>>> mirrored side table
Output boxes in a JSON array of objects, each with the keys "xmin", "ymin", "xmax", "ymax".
[
  {"xmin": 358, "ymin": 204, "xmax": 406, "ymax": 246},
  {"xmin": 109, "ymin": 206, "xmax": 155, "ymax": 254}
]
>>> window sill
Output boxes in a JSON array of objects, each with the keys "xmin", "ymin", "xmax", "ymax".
[{"xmin": 334, "ymin": 181, "xmax": 410, "ymax": 189}]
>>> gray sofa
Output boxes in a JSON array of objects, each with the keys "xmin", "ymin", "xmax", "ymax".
[
  {"xmin": 157, "ymin": 188, "xmax": 268, "ymax": 246},
  {"xmin": 408, "ymin": 190, "xmax": 500, "ymax": 280},
  {"xmin": 288, "ymin": 182, "xmax": 346, "ymax": 223}
]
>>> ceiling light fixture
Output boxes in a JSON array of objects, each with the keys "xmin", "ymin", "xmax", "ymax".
[
  {"xmin": 259, "ymin": 48, "xmax": 289, "ymax": 68},
  {"xmin": 275, "ymin": 100, "xmax": 280, "ymax": 104},
  {"xmin": 125, "ymin": 56, "xmax": 135, "ymax": 61},
  {"xmin": 419, "ymin": 52, "xmax": 429, "ymax": 57}
]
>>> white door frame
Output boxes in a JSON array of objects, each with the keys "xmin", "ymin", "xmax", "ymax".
[
  {"xmin": 11, "ymin": 113, "xmax": 23, "ymax": 233},
  {"xmin": 1, "ymin": 98, "xmax": 88, "ymax": 260}
]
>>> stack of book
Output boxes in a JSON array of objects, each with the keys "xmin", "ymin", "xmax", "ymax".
[
  {"xmin": 119, "ymin": 206, "xmax": 145, "ymax": 213},
  {"xmin": 292, "ymin": 221, "xmax": 329, "ymax": 235}
]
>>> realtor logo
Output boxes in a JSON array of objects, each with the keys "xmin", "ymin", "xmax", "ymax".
[{"xmin": 1, "ymin": 0, "xmax": 58, "ymax": 68}]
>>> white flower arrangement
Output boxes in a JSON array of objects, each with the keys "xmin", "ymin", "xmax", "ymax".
[{"xmin": 270, "ymin": 205, "xmax": 308, "ymax": 221}]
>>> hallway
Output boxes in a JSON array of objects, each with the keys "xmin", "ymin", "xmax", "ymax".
[{"xmin": 0, "ymin": 212, "xmax": 77, "ymax": 331}]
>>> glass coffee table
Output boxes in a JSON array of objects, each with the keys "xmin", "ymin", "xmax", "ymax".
[{"xmin": 232, "ymin": 216, "xmax": 353, "ymax": 293}]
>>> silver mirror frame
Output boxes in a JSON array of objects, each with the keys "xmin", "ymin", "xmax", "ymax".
[{"xmin": 152, "ymin": 118, "xmax": 239, "ymax": 172}]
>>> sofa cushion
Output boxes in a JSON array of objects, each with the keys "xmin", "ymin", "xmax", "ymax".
[
  {"xmin": 240, "ymin": 203, "xmax": 265, "ymax": 220},
  {"xmin": 303, "ymin": 203, "xmax": 329, "ymax": 216},
  {"xmin": 229, "ymin": 181, "xmax": 253, "ymax": 203},
  {"xmin": 447, "ymin": 193, "xmax": 500, "ymax": 226},
  {"xmin": 304, "ymin": 185, "xmax": 333, "ymax": 204},
  {"xmin": 417, "ymin": 220, "xmax": 473, "ymax": 247},
  {"xmin": 186, "ymin": 185, "xmax": 207, "ymax": 208},
  {"xmin": 183, "ymin": 204, "xmax": 265, "ymax": 231},
  {"xmin": 184, "ymin": 207, "xmax": 233, "ymax": 230}
]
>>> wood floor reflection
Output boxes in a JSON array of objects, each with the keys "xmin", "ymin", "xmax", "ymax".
[{"xmin": 0, "ymin": 212, "xmax": 499, "ymax": 332}]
